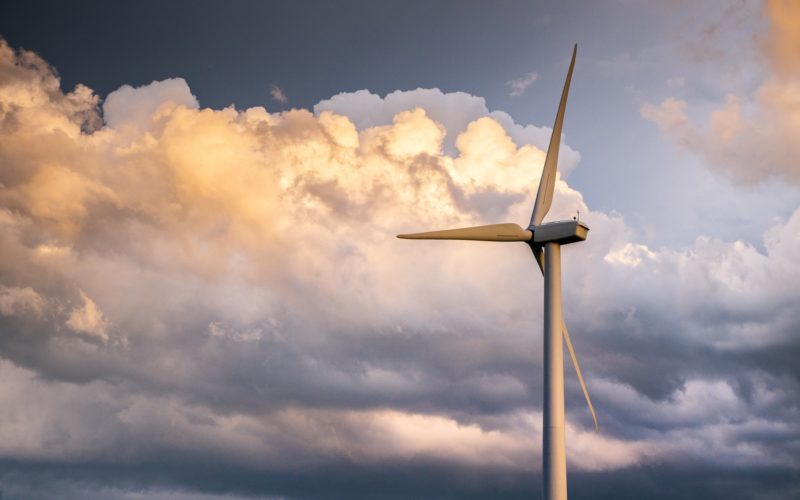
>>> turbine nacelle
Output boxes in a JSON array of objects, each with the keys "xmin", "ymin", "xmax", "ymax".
[{"xmin": 532, "ymin": 220, "xmax": 589, "ymax": 245}]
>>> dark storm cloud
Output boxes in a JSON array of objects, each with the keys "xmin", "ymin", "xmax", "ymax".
[{"xmin": 0, "ymin": 458, "xmax": 798, "ymax": 500}]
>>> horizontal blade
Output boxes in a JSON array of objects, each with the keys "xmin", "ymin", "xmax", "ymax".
[
  {"xmin": 529, "ymin": 243, "xmax": 598, "ymax": 432},
  {"xmin": 397, "ymin": 223, "xmax": 532, "ymax": 242},
  {"xmin": 529, "ymin": 44, "xmax": 577, "ymax": 228}
]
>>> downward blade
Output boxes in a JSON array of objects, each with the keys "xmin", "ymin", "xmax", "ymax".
[
  {"xmin": 529, "ymin": 44, "xmax": 577, "ymax": 228},
  {"xmin": 562, "ymin": 319, "xmax": 598, "ymax": 432},
  {"xmin": 532, "ymin": 244, "xmax": 545, "ymax": 272},
  {"xmin": 529, "ymin": 243, "xmax": 598, "ymax": 432},
  {"xmin": 397, "ymin": 223, "xmax": 532, "ymax": 242}
]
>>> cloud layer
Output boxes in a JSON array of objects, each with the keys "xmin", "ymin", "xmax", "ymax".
[
  {"xmin": 642, "ymin": 0, "xmax": 800, "ymax": 185},
  {"xmin": 0, "ymin": 37, "xmax": 798, "ymax": 499}
]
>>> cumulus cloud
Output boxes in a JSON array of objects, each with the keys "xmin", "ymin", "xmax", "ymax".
[
  {"xmin": 642, "ymin": 0, "xmax": 800, "ymax": 184},
  {"xmin": 314, "ymin": 87, "xmax": 582, "ymax": 175},
  {"xmin": 103, "ymin": 77, "xmax": 198, "ymax": 129},
  {"xmin": 0, "ymin": 38, "xmax": 798, "ymax": 499}
]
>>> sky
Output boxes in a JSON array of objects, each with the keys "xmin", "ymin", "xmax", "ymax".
[{"xmin": 0, "ymin": 0, "xmax": 798, "ymax": 499}]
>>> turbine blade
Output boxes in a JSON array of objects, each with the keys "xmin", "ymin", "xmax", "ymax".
[
  {"xmin": 532, "ymin": 244, "xmax": 545, "ymax": 273},
  {"xmin": 562, "ymin": 319, "xmax": 599, "ymax": 432},
  {"xmin": 397, "ymin": 223, "xmax": 532, "ymax": 242},
  {"xmin": 529, "ymin": 243, "xmax": 598, "ymax": 432},
  {"xmin": 529, "ymin": 44, "xmax": 577, "ymax": 228}
]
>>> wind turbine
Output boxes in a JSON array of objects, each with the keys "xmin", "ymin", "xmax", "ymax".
[{"xmin": 397, "ymin": 45, "xmax": 595, "ymax": 500}]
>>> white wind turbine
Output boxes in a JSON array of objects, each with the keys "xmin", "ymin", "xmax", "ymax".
[{"xmin": 398, "ymin": 45, "xmax": 595, "ymax": 500}]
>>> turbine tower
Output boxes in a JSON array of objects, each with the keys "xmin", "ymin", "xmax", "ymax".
[{"xmin": 397, "ymin": 45, "xmax": 595, "ymax": 500}]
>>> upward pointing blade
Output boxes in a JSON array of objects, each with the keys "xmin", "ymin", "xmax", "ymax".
[
  {"xmin": 529, "ymin": 44, "xmax": 577, "ymax": 229},
  {"xmin": 531, "ymin": 244, "xmax": 598, "ymax": 432}
]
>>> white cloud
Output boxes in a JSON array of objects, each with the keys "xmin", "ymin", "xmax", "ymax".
[
  {"xmin": 604, "ymin": 243, "xmax": 658, "ymax": 267},
  {"xmin": 314, "ymin": 87, "xmax": 582, "ymax": 176},
  {"xmin": 66, "ymin": 291, "xmax": 109, "ymax": 342},
  {"xmin": 103, "ymin": 77, "xmax": 198, "ymax": 129},
  {"xmin": 507, "ymin": 71, "xmax": 538, "ymax": 97},
  {"xmin": 270, "ymin": 84, "xmax": 288, "ymax": 104}
]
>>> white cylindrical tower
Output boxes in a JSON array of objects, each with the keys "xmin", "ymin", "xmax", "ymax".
[{"xmin": 543, "ymin": 242, "xmax": 567, "ymax": 500}]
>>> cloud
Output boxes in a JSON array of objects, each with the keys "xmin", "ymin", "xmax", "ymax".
[
  {"xmin": 507, "ymin": 71, "xmax": 538, "ymax": 97},
  {"xmin": 103, "ymin": 77, "xmax": 198, "ymax": 129},
  {"xmin": 314, "ymin": 87, "xmax": 581, "ymax": 175},
  {"xmin": 763, "ymin": 0, "xmax": 800, "ymax": 78},
  {"xmin": 207, "ymin": 321, "xmax": 263, "ymax": 342},
  {"xmin": 65, "ymin": 290, "xmax": 109, "ymax": 342},
  {"xmin": 0, "ymin": 285, "xmax": 44, "ymax": 317},
  {"xmin": 0, "ymin": 38, "xmax": 798, "ymax": 499},
  {"xmin": 642, "ymin": 0, "xmax": 800, "ymax": 185},
  {"xmin": 0, "ymin": 41, "xmax": 101, "ymax": 136},
  {"xmin": 270, "ymin": 83, "xmax": 288, "ymax": 104}
]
